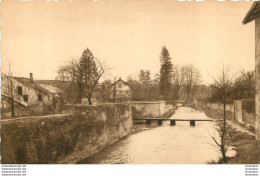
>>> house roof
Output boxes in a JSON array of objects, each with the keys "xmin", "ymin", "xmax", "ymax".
[
  {"xmin": 12, "ymin": 77, "xmax": 52, "ymax": 96},
  {"xmin": 243, "ymin": 2, "xmax": 260, "ymax": 24},
  {"xmin": 35, "ymin": 80, "xmax": 70, "ymax": 90},
  {"xmin": 108, "ymin": 78, "xmax": 132, "ymax": 88},
  {"xmin": 38, "ymin": 83, "xmax": 61, "ymax": 94}
]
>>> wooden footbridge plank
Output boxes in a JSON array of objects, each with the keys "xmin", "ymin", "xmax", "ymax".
[{"xmin": 133, "ymin": 118, "xmax": 221, "ymax": 126}]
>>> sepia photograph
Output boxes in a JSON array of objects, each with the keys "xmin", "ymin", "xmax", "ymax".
[{"xmin": 0, "ymin": 0, "xmax": 259, "ymax": 169}]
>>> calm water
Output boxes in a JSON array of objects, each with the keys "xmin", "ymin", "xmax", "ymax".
[{"xmin": 80, "ymin": 107, "xmax": 222, "ymax": 164}]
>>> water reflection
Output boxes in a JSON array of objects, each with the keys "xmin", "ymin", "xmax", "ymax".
[{"xmin": 80, "ymin": 107, "xmax": 221, "ymax": 164}]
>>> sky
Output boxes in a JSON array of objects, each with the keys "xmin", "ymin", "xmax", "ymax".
[{"xmin": 0, "ymin": 0, "xmax": 256, "ymax": 84}]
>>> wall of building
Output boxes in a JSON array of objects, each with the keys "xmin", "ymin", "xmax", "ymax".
[
  {"xmin": 1, "ymin": 76, "xmax": 54, "ymax": 118},
  {"xmin": 109, "ymin": 80, "xmax": 132, "ymax": 100},
  {"xmin": 1, "ymin": 104, "xmax": 133, "ymax": 164},
  {"xmin": 1, "ymin": 77, "xmax": 52, "ymax": 107},
  {"xmin": 255, "ymin": 17, "xmax": 260, "ymax": 141},
  {"xmin": 131, "ymin": 101, "xmax": 174, "ymax": 119}
]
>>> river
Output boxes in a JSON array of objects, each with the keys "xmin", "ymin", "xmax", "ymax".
[{"xmin": 79, "ymin": 107, "xmax": 223, "ymax": 164}]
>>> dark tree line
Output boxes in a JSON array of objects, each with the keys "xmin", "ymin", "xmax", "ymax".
[
  {"xmin": 209, "ymin": 70, "xmax": 255, "ymax": 103},
  {"xmin": 128, "ymin": 46, "xmax": 202, "ymax": 102},
  {"xmin": 208, "ymin": 68, "xmax": 256, "ymax": 163}
]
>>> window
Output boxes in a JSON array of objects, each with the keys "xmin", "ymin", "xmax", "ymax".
[
  {"xmin": 18, "ymin": 86, "xmax": 22, "ymax": 95},
  {"xmin": 23, "ymin": 95, "xmax": 28, "ymax": 102},
  {"xmin": 118, "ymin": 82, "xmax": 122, "ymax": 88},
  {"xmin": 38, "ymin": 95, "xmax": 43, "ymax": 101}
]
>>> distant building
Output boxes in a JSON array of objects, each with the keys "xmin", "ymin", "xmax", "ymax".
[
  {"xmin": 109, "ymin": 78, "xmax": 132, "ymax": 102},
  {"xmin": 243, "ymin": 2, "xmax": 260, "ymax": 141},
  {"xmin": 37, "ymin": 80, "xmax": 107, "ymax": 105},
  {"xmin": 1, "ymin": 73, "xmax": 55, "ymax": 118}
]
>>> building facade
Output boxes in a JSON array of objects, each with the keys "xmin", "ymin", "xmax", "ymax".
[
  {"xmin": 243, "ymin": 2, "xmax": 260, "ymax": 141},
  {"xmin": 109, "ymin": 79, "xmax": 132, "ymax": 102},
  {"xmin": 1, "ymin": 73, "xmax": 54, "ymax": 118}
]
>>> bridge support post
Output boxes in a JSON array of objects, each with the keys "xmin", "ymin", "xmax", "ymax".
[
  {"xmin": 158, "ymin": 119, "xmax": 163, "ymax": 125},
  {"xmin": 146, "ymin": 119, "xmax": 151, "ymax": 125},
  {"xmin": 190, "ymin": 120, "xmax": 195, "ymax": 126},
  {"xmin": 170, "ymin": 120, "xmax": 176, "ymax": 126}
]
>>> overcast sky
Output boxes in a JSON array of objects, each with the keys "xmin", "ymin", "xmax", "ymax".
[{"xmin": 1, "ymin": 0, "xmax": 255, "ymax": 84}]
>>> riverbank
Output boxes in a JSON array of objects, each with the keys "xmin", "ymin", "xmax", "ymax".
[
  {"xmin": 193, "ymin": 103, "xmax": 260, "ymax": 164},
  {"xmin": 210, "ymin": 124, "xmax": 260, "ymax": 164},
  {"xmin": 79, "ymin": 107, "xmax": 223, "ymax": 164}
]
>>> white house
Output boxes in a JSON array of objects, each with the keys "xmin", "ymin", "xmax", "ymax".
[
  {"xmin": 1, "ymin": 73, "xmax": 54, "ymax": 118},
  {"xmin": 109, "ymin": 78, "xmax": 132, "ymax": 102}
]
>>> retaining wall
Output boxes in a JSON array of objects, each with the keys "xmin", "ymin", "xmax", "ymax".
[
  {"xmin": 1, "ymin": 104, "xmax": 133, "ymax": 164},
  {"xmin": 195, "ymin": 100, "xmax": 255, "ymax": 129},
  {"xmin": 130, "ymin": 101, "xmax": 174, "ymax": 119}
]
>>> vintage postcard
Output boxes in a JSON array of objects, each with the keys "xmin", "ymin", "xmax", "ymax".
[{"xmin": 0, "ymin": 0, "xmax": 259, "ymax": 173}]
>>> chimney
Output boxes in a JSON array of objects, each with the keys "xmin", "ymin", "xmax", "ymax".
[{"xmin": 30, "ymin": 73, "xmax": 33, "ymax": 81}]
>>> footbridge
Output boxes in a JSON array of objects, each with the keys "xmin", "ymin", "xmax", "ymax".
[{"xmin": 133, "ymin": 118, "xmax": 219, "ymax": 126}]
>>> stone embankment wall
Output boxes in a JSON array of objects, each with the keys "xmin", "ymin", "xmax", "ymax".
[
  {"xmin": 131, "ymin": 101, "xmax": 174, "ymax": 119},
  {"xmin": 1, "ymin": 104, "xmax": 133, "ymax": 164},
  {"xmin": 194, "ymin": 100, "xmax": 255, "ymax": 130}
]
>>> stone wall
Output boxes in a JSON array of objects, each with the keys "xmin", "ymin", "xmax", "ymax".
[
  {"xmin": 1, "ymin": 104, "xmax": 133, "ymax": 164},
  {"xmin": 195, "ymin": 100, "xmax": 255, "ymax": 129},
  {"xmin": 203, "ymin": 102, "xmax": 234, "ymax": 121},
  {"xmin": 234, "ymin": 100, "xmax": 243, "ymax": 123},
  {"xmin": 242, "ymin": 100, "xmax": 256, "ymax": 126},
  {"xmin": 130, "ymin": 101, "xmax": 174, "ymax": 119}
]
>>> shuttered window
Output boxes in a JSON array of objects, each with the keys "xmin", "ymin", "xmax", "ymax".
[
  {"xmin": 18, "ymin": 86, "xmax": 22, "ymax": 95},
  {"xmin": 23, "ymin": 95, "xmax": 28, "ymax": 102},
  {"xmin": 38, "ymin": 95, "xmax": 43, "ymax": 101}
]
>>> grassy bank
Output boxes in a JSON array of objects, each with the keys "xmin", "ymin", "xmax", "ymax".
[{"xmin": 210, "ymin": 124, "xmax": 260, "ymax": 164}]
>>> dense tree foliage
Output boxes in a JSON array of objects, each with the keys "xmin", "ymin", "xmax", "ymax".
[
  {"xmin": 56, "ymin": 48, "xmax": 105, "ymax": 105},
  {"xmin": 139, "ymin": 70, "xmax": 151, "ymax": 84},
  {"xmin": 232, "ymin": 70, "xmax": 255, "ymax": 100},
  {"xmin": 159, "ymin": 46, "xmax": 173, "ymax": 97},
  {"xmin": 181, "ymin": 65, "xmax": 201, "ymax": 101},
  {"xmin": 209, "ymin": 70, "xmax": 255, "ymax": 102}
]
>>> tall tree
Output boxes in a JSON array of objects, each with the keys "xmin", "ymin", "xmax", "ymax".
[
  {"xmin": 1, "ymin": 65, "xmax": 15, "ymax": 118},
  {"xmin": 171, "ymin": 65, "xmax": 183, "ymax": 100},
  {"xmin": 139, "ymin": 70, "xmax": 151, "ymax": 84},
  {"xmin": 209, "ymin": 70, "xmax": 255, "ymax": 102},
  {"xmin": 56, "ymin": 65, "xmax": 74, "ymax": 81},
  {"xmin": 233, "ymin": 70, "xmax": 255, "ymax": 100},
  {"xmin": 181, "ymin": 64, "xmax": 201, "ymax": 102},
  {"xmin": 159, "ymin": 46, "xmax": 173, "ymax": 97},
  {"xmin": 138, "ymin": 70, "xmax": 151, "ymax": 100},
  {"xmin": 68, "ymin": 48, "xmax": 105, "ymax": 105},
  {"xmin": 208, "ymin": 66, "xmax": 233, "ymax": 163}
]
